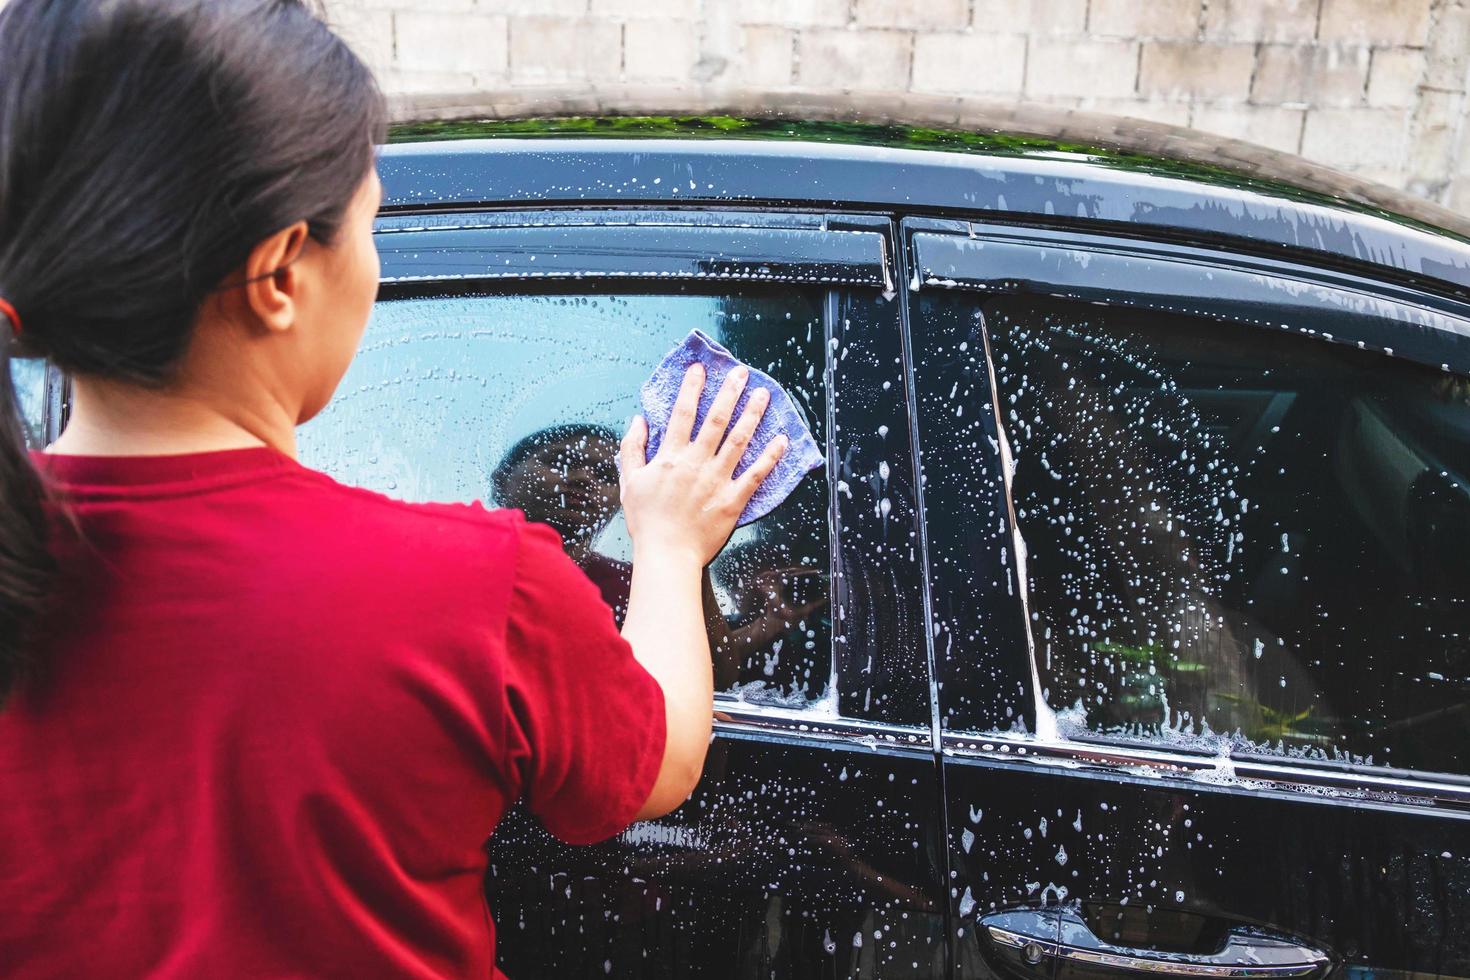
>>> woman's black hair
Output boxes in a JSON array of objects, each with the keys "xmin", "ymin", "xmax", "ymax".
[{"xmin": 0, "ymin": 0, "xmax": 386, "ymax": 704}]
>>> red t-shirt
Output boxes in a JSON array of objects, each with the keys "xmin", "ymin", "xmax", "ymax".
[{"xmin": 0, "ymin": 448, "xmax": 666, "ymax": 978}]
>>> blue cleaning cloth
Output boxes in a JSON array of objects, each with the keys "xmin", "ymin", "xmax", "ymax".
[{"xmin": 637, "ymin": 329, "xmax": 824, "ymax": 527}]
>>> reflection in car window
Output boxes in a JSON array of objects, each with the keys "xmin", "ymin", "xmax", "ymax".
[
  {"xmin": 10, "ymin": 358, "xmax": 47, "ymax": 449},
  {"xmin": 917, "ymin": 290, "xmax": 1470, "ymax": 776},
  {"xmin": 299, "ymin": 289, "xmax": 832, "ymax": 710}
]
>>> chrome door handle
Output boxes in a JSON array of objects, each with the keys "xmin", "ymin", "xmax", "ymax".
[
  {"xmin": 977, "ymin": 909, "xmax": 1059, "ymax": 978},
  {"xmin": 980, "ymin": 908, "xmax": 1333, "ymax": 979}
]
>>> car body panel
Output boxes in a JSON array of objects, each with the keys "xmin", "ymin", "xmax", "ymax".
[
  {"xmin": 487, "ymin": 724, "xmax": 949, "ymax": 979},
  {"xmin": 942, "ymin": 737, "xmax": 1470, "ymax": 977}
]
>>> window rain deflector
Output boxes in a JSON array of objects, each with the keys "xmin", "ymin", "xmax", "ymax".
[
  {"xmin": 376, "ymin": 209, "xmax": 893, "ymax": 290},
  {"xmin": 910, "ymin": 221, "xmax": 1470, "ymax": 378}
]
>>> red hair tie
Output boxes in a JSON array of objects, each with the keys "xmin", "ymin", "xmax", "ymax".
[{"xmin": 0, "ymin": 297, "xmax": 19, "ymax": 338}]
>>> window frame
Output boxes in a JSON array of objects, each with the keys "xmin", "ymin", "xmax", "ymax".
[
  {"xmin": 902, "ymin": 216, "xmax": 1470, "ymax": 804},
  {"xmin": 365, "ymin": 207, "xmax": 934, "ymax": 735},
  {"xmin": 16, "ymin": 360, "xmax": 68, "ymax": 447},
  {"xmin": 45, "ymin": 363, "xmax": 66, "ymax": 443}
]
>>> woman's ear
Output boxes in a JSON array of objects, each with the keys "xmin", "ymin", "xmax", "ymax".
[{"xmin": 242, "ymin": 220, "xmax": 310, "ymax": 334}]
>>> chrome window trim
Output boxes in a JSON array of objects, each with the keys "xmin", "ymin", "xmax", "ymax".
[
  {"xmin": 715, "ymin": 703, "xmax": 934, "ymax": 756},
  {"xmin": 942, "ymin": 730, "xmax": 1470, "ymax": 811}
]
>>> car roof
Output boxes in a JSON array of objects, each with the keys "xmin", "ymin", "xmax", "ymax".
[{"xmin": 376, "ymin": 113, "xmax": 1470, "ymax": 298}]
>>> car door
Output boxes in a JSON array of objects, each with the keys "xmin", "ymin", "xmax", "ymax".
[
  {"xmin": 900, "ymin": 218, "xmax": 1470, "ymax": 978},
  {"xmin": 300, "ymin": 207, "xmax": 951, "ymax": 978}
]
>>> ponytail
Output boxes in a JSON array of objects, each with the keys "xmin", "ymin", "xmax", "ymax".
[{"xmin": 0, "ymin": 0, "xmax": 385, "ymax": 704}]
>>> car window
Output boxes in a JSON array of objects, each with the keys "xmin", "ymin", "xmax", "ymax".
[
  {"xmin": 299, "ymin": 286, "xmax": 834, "ymax": 711},
  {"xmin": 914, "ymin": 289, "xmax": 1470, "ymax": 776},
  {"xmin": 10, "ymin": 357, "xmax": 48, "ymax": 449}
]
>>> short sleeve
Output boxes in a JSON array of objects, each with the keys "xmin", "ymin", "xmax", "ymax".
[{"xmin": 501, "ymin": 520, "xmax": 667, "ymax": 844}]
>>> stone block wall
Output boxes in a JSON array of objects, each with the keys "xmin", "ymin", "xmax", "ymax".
[
  {"xmin": 325, "ymin": 0, "xmax": 1470, "ymax": 212},
  {"xmin": 102, "ymin": 0, "xmax": 1470, "ymax": 212}
]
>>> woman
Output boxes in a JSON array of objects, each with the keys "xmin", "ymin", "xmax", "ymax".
[{"xmin": 0, "ymin": 1, "xmax": 786, "ymax": 976}]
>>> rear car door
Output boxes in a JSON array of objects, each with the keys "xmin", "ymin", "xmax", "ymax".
[
  {"xmin": 901, "ymin": 218, "xmax": 1470, "ymax": 977},
  {"xmin": 302, "ymin": 208, "xmax": 950, "ymax": 978}
]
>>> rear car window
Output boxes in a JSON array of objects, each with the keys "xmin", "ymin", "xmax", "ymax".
[
  {"xmin": 299, "ymin": 287, "xmax": 833, "ymax": 711},
  {"xmin": 915, "ymin": 290, "xmax": 1470, "ymax": 776},
  {"xmin": 10, "ymin": 357, "xmax": 47, "ymax": 449}
]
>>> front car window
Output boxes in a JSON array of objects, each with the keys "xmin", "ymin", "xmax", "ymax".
[
  {"xmin": 917, "ymin": 289, "xmax": 1470, "ymax": 776},
  {"xmin": 300, "ymin": 286, "xmax": 833, "ymax": 710}
]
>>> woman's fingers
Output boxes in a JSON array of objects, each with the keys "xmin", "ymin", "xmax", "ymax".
[
  {"xmin": 694, "ymin": 366, "xmax": 750, "ymax": 453},
  {"xmin": 732, "ymin": 433, "xmax": 789, "ymax": 506},
  {"xmin": 714, "ymin": 386, "xmax": 770, "ymax": 474},
  {"xmin": 665, "ymin": 363, "xmax": 706, "ymax": 446},
  {"xmin": 620, "ymin": 414, "xmax": 648, "ymax": 474}
]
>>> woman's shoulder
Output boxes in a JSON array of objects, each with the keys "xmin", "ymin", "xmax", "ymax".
[{"xmin": 286, "ymin": 463, "xmax": 538, "ymax": 558}]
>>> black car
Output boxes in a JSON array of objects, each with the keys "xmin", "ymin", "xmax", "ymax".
[{"xmin": 19, "ymin": 114, "xmax": 1470, "ymax": 978}]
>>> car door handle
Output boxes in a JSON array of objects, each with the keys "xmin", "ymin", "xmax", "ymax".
[{"xmin": 980, "ymin": 908, "xmax": 1333, "ymax": 979}]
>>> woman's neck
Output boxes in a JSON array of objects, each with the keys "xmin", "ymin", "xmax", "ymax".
[{"xmin": 47, "ymin": 374, "xmax": 297, "ymax": 458}]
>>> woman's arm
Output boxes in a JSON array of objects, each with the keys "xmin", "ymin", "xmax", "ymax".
[{"xmin": 617, "ymin": 363, "xmax": 787, "ymax": 820}]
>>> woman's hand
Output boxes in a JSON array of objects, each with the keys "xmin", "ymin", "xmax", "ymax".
[
  {"xmin": 619, "ymin": 363, "xmax": 788, "ymax": 568},
  {"xmin": 619, "ymin": 362, "xmax": 788, "ymax": 821}
]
